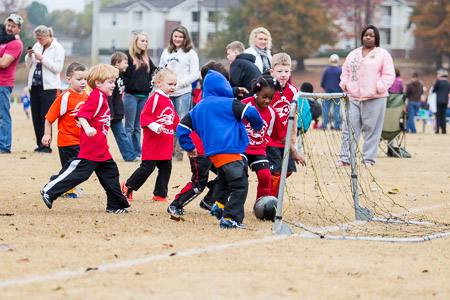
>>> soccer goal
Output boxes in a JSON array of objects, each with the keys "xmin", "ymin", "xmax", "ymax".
[{"xmin": 273, "ymin": 92, "xmax": 450, "ymax": 242}]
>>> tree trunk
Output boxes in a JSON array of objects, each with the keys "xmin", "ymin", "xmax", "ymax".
[
  {"xmin": 436, "ymin": 53, "xmax": 443, "ymax": 70},
  {"xmin": 296, "ymin": 57, "xmax": 305, "ymax": 71}
]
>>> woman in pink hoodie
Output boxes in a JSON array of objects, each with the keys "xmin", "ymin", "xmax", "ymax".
[{"xmin": 336, "ymin": 25, "xmax": 395, "ymax": 167}]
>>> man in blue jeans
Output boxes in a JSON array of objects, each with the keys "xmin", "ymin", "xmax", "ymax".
[
  {"xmin": 405, "ymin": 72, "xmax": 423, "ymax": 133},
  {"xmin": 320, "ymin": 54, "xmax": 342, "ymax": 130},
  {"xmin": 0, "ymin": 14, "xmax": 23, "ymax": 153}
]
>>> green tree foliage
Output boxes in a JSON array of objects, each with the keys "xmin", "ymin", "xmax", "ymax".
[
  {"xmin": 46, "ymin": 10, "xmax": 80, "ymax": 37},
  {"xmin": 243, "ymin": 0, "xmax": 337, "ymax": 70},
  {"xmin": 410, "ymin": 0, "xmax": 450, "ymax": 69},
  {"xmin": 26, "ymin": 1, "xmax": 48, "ymax": 25}
]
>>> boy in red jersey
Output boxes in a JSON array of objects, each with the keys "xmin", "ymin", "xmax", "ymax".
[
  {"xmin": 40, "ymin": 64, "xmax": 130, "ymax": 213},
  {"xmin": 267, "ymin": 53, "xmax": 306, "ymax": 197}
]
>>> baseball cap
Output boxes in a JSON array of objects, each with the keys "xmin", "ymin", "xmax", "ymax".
[
  {"xmin": 329, "ymin": 54, "xmax": 339, "ymax": 62},
  {"xmin": 7, "ymin": 13, "xmax": 23, "ymax": 26}
]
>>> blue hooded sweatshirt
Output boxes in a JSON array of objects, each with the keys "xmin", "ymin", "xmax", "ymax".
[{"xmin": 177, "ymin": 70, "xmax": 263, "ymax": 157}]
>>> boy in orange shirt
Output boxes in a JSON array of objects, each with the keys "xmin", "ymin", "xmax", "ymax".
[{"xmin": 42, "ymin": 62, "xmax": 89, "ymax": 198}]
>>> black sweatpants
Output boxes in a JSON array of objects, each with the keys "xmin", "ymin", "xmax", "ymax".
[
  {"xmin": 126, "ymin": 160, "xmax": 172, "ymax": 197},
  {"xmin": 173, "ymin": 155, "xmax": 217, "ymax": 207},
  {"xmin": 41, "ymin": 158, "xmax": 130, "ymax": 210},
  {"xmin": 30, "ymin": 86, "xmax": 57, "ymax": 151},
  {"xmin": 58, "ymin": 145, "xmax": 80, "ymax": 167},
  {"xmin": 436, "ymin": 103, "xmax": 447, "ymax": 134},
  {"xmin": 214, "ymin": 159, "xmax": 248, "ymax": 223}
]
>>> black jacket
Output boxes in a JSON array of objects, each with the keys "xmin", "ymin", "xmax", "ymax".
[
  {"xmin": 0, "ymin": 24, "xmax": 16, "ymax": 44},
  {"xmin": 123, "ymin": 50, "xmax": 156, "ymax": 95},
  {"xmin": 108, "ymin": 72, "xmax": 126, "ymax": 120},
  {"xmin": 230, "ymin": 53, "xmax": 261, "ymax": 99},
  {"xmin": 433, "ymin": 79, "xmax": 450, "ymax": 105}
]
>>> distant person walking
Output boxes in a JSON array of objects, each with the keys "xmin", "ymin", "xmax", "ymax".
[
  {"xmin": 0, "ymin": 14, "xmax": 23, "ymax": 154},
  {"xmin": 25, "ymin": 25, "xmax": 65, "ymax": 153},
  {"xmin": 159, "ymin": 25, "xmax": 199, "ymax": 161},
  {"xmin": 320, "ymin": 54, "xmax": 342, "ymax": 130},
  {"xmin": 405, "ymin": 72, "xmax": 423, "ymax": 133},
  {"xmin": 123, "ymin": 32, "xmax": 156, "ymax": 158},
  {"xmin": 244, "ymin": 27, "xmax": 272, "ymax": 73},
  {"xmin": 433, "ymin": 69, "xmax": 450, "ymax": 134},
  {"xmin": 336, "ymin": 25, "xmax": 395, "ymax": 167}
]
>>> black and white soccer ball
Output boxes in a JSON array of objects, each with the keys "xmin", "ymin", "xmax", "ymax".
[{"xmin": 253, "ymin": 195, "xmax": 278, "ymax": 221}]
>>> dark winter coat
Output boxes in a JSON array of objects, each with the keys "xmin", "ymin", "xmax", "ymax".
[{"xmin": 230, "ymin": 53, "xmax": 262, "ymax": 99}]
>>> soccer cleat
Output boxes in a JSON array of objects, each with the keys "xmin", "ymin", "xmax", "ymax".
[
  {"xmin": 219, "ymin": 217, "xmax": 248, "ymax": 229},
  {"xmin": 167, "ymin": 203, "xmax": 184, "ymax": 221},
  {"xmin": 61, "ymin": 192, "xmax": 77, "ymax": 198},
  {"xmin": 121, "ymin": 181, "xmax": 133, "ymax": 202},
  {"xmin": 199, "ymin": 198, "xmax": 212, "ymax": 211},
  {"xmin": 40, "ymin": 190, "xmax": 53, "ymax": 209},
  {"xmin": 210, "ymin": 203, "xmax": 223, "ymax": 220},
  {"xmin": 105, "ymin": 208, "xmax": 130, "ymax": 214},
  {"xmin": 152, "ymin": 195, "xmax": 171, "ymax": 203}
]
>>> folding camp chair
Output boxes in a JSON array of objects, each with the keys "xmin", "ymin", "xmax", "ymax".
[{"xmin": 379, "ymin": 93, "xmax": 411, "ymax": 158}]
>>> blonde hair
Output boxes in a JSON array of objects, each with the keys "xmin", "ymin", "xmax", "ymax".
[
  {"xmin": 151, "ymin": 67, "xmax": 177, "ymax": 86},
  {"xmin": 128, "ymin": 32, "xmax": 150, "ymax": 71},
  {"xmin": 226, "ymin": 41, "xmax": 245, "ymax": 53},
  {"xmin": 110, "ymin": 51, "xmax": 127, "ymax": 66},
  {"xmin": 87, "ymin": 64, "xmax": 119, "ymax": 90},
  {"xmin": 34, "ymin": 25, "xmax": 54, "ymax": 39},
  {"xmin": 249, "ymin": 27, "xmax": 272, "ymax": 50},
  {"xmin": 271, "ymin": 53, "xmax": 291, "ymax": 69}
]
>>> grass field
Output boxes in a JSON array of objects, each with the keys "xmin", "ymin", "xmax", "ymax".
[{"xmin": 1, "ymin": 98, "xmax": 450, "ymax": 299}]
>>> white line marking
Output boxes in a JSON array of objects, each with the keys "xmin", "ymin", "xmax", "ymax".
[{"xmin": 0, "ymin": 235, "xmax": 287, "ymax": 288}]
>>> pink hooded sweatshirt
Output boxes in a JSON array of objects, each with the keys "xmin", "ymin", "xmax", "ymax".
[{"xmin": 340, "ymin": 47, "xmax": 395, "ymax": 101}]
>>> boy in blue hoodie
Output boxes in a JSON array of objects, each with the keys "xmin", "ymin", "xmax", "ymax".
[{"xmin": 177, "ymin": 70, "xmax": 263, "ymax": 229}]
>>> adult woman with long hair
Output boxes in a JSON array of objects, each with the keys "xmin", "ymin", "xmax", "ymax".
[
  {"xmin": 159, "ymin": 25, "xmax": 200, "ymax": 161},
  {"xmin": 336, "ymin": 25, "xmax": 395, "ymax": 167},
  {"xmin": 123, "ymin": 32, "xmax": 156, "ymax": 158},
  {"xmin": 244, "ymin": 27, "xmax": 272, "ymax": 73},
  {"xmin": 25, "ymin": 25, "xmax": 65, "ymax": 153}
]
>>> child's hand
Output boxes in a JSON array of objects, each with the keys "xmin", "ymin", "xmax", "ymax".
[
  {"xmin": 85, "ymin": 127, "xmax": 97, "ymax": 137},
  {"xmin": 41, "ymin": 134, "xmax": 51, "ymax": 147},
  {"xmin": 157, "ymin": 125, "xmax": 164, "ymax": 134},
  {"xmin": 187, "ymin": 149, "xmax": 198, "ymax": 158},
  {"xmin": 237, "ymin": 87, "xmax": 249, "ymax": 97},
  {"xmin": 293, "ymin": 151, "xmax": 306, "ymax": 166}
]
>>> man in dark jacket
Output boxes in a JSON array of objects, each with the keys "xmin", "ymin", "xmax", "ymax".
[{"xmin": 226, "ymin": 41, "xmax": 261, "ymax": 99}]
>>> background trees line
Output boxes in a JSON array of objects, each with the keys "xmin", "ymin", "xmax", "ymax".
[{"xmin": 1, "ymin": 0, "xmax": 448, "ymax": 69}]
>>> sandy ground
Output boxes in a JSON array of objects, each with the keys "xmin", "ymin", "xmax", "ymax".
[{"xmin": 1, "ymin": 104, "xmax": 450, "ymax": 299}]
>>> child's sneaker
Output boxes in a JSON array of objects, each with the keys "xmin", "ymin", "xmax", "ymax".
[
  {"xmin": 105, "ymin": 208, "xmax": 130, "ymax": 214},
  {"xmin": 219, "ymin": 217, "xmax": 247, "ymax": 229},
  {"xmin": 121, "ymin": 181, "xmax": 133, "ymax": 202},
  {"xmin": 210, "ymin": 203, "xmax": 223, "ymax": 220},
  {"xmin": 167, "ymin": 203, "xmax": 184, "ymax": 221},
  {"xmin": 199, "ymin": 198, "xmax": 212, "ymax": 211},
  {"xmin": 40, "ymin": 190, "xmax": 53, "ymax": 209},
  {"xmin": 152, "ymin": 195, "xmax": 171, "ymax": 203}
]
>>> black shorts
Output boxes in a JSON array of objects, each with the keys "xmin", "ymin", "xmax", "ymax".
[
  {"xmin": 241, "ymin": 153, "xmax": 270, "ymax": 173},
  {"xmin": 266, "ymin": 146, "xmax": 296, "ymax": 174}
]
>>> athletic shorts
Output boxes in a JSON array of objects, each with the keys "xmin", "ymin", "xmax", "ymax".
[
  {"xmin": 241, "ymin": 153, "xmax": 270, "ymax": 173},
  {"xmin": 266, "ymin": 146, "xmax": 296, "ymax": 174}
]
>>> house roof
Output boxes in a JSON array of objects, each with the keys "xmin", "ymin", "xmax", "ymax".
[{"xmin": 102, "ymin": 0, "xmax": 240, "ymax": 11}]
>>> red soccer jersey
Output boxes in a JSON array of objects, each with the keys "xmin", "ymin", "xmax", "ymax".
[
  {"xmin": 45, "ymin": 89, "xmax": 88, "ymax": 147},
  {"xmin": 141, "ymin": 90, "xmax": 180, "ymax": 160},
  {"xmin": 242, "ymin": 96, "xmax": 284, "ymax": 155},
  {"xmin": 267, "ymin": 83, "xmax": 298, "ymax": 148},
  {"xmin": 76, "ymin": 89, "xmax": 112, "ymax": 161}
]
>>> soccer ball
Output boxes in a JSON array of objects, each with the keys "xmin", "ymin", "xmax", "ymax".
[{"xmin": 253, "ymin": 196, "xmax": 278, "ymax": 221}]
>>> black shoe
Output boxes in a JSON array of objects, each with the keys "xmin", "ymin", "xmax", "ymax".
[
  {"xmin": 167, "ymin": 203, "xmax": 184, "ymax": 221},
  {"xmin": 105, "ymin": 208, "xmax": 130, "ymax": 214},
  {"xmin": 219, "ymin": 217, "xmax": 247, "ymax": 229},
  {"xmin": 40, "ymin": 190, "xmax": 53, "ymax": 209},
  {"xmin": 199, "ymin": 198, "xmax": 213, "ymax": 211},
  {"xmin": 38, "ymin": 147, "xmax": 52, "ymax": 153}
]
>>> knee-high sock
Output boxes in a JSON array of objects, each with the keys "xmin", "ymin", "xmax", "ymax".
[
  {"xmin": 256, "ymin": 169, "xmax": 271, "ymax": 200},
  {"xmin": 270, "ymin": 172, "xmax": 293, "ymax": 197}
]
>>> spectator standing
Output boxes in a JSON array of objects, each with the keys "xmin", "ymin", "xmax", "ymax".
[
  {"xmin": 0, "ymin": 14, "xmax": 23, "ymax": 154},
  {"xmin": 244, "ymin": 27, "xmax": 272, "ymax": 73},
  {"xmin": 405, "ymin": 72, "xmax": 423, "ymax": 133},
  {"xmin": 320, "ymin": 54, "xmax": 343, "ymax": 130},
  {"xmin": 123, "ymin": 32, "xmax": 156, "ymax": 158},
  {"xmin": 226, "ymin": 41, "xmax": 261, "ymax": 100},
  {"xmin": 159, "ymin": 25, "xmax": 200, "ymax": 161},
  {"xmin": 336, "ymin": 25, "xmax": 395, "ymax": 167},
  {"xmin": 25, "ymin": 25, "xmax": 65, "ymax": 153},
  {"xmin": 433, "ymin": 69, "xmax": 450, "ymax": 134}
]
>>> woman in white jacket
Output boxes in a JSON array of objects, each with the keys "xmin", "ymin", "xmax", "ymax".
[
  {"xmin": 244, "ymin": 27, "xmax": 272, "ymax": 73},
  {"xmin": 159, "ymin": 25, "xmax": 200, "ymax": 161},
  {"xmin": 25, "ymin": 25, "xmax": 65, "ymax": 153}
]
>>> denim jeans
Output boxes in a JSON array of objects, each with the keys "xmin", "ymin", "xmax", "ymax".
[
  {"xmin": 322, "ymin": 98, "xmax": 341, "ymax": 130},
  {"xmin": 0, "ymin": 86, "xmax": 12, "ymax": 153},
  {"xmin": 170, "ymin": 92, "xmax": 192, "ymax": 119},
  {"xmin": 123, "ymin": 93, "xmax": 148, "ymax": 157},
  {"xmin": 110, "ymin": 119, "xmax": 137, "ymax": 161},
  {"xmin": 406, "ymin": 101, "xmax": 421, "ymax": 133}
]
